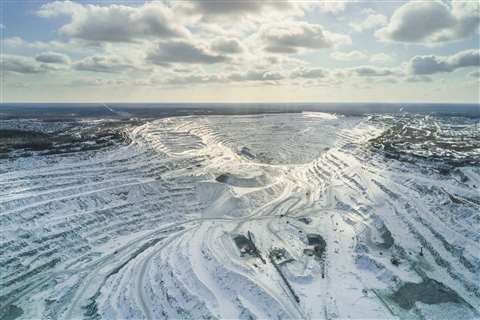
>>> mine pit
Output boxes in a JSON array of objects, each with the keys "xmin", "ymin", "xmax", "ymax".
[{"xmin": 2, "ymin": 111, "xmax": 478, "ymax": 319}]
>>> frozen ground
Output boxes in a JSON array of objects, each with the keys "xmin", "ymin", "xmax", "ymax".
[{"xmin": 0, "ymin": 112, "xmax": 479, "ymax": 319}]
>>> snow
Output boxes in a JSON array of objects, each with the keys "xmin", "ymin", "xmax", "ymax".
[{"xmin": 0, "ymin": 113, "xmax": 478, "ymax": 319}]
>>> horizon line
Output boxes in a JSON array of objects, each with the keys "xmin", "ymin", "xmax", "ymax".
[{"xmin": 1, "ymin": 101, "xmax": 480, "ymax": 105}]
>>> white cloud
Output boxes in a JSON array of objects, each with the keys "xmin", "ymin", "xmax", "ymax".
[
  {"xmin": 4, "ymin": 37, "xmax": 28, "ymax": 48},
  {"xmin": 289, "ymin": 65, "xmax": 401, "ymax": 81},
  {"xmin": 147, "ymin": 40, "xmax": 228, "ymax": 65},
  {"xmin": 68, "ymin": 78, "xmax": 129, "ymax": 87},
  {"xmin": 468, "ymin": 70, "xmax": 480, "ymax": 78},
  {"xmin": 261, "ymin": 22, "xmax": 351, "ymax": 54},
  {"xmin": 313, "ymin": 1, "xmax": 355, "ymax": 14},
  {"xmin": 376, "ymin": 0, "xmax": 480, "ymax": 44},
  {"xmin": 227, "ymin": 70, "xmax": 285, "ymax": 82},
  {"xmin": 38, "ymin": 1, "xmax": 188, "ymax": 43},
  {"xmin": 162, "ymin": 73, "xmax": 224, "ymax": 86},
  {"xmin": 4, "ymin": 0, "xmax": 477, "ymax": 101},
  {"xmin": 407, "ymin": 49, "xmax": 480, "ymax": 75},
  {"xmin": 210, "ymin": 38, "xmax": 244, "ymax": 54},
  {"xmin": 369, "ymin": 53, "xmax": 393, "ymax": 64},
  {"xmin": 350, "ymin": 10, "xmax": 387, "ymax": 32},
  {"xmin": 186, "ymin": 1, "xmax": 294, "ymax": 16},
  {"xmin": 372, "ymin": 77, "xmax": 399, "ymax": 84},
  {"xmin": 290, "ymin": 67, "xmax": 328, "ymax": 79},
  {"xmin": 138, "ymin": 68, "xmax": 288, "ymax": 87},
  {"xmin": 331, "ymin": 51, "xmax": 393, "ymax": 64},
  {"xmin": 35, "ymin": 52, "xmax": 71, "ymax": 64},
  {"xmin": 349, "ymin": 65, "xmax": 400, "ymax": 77},
  {"xmin": 249, "ymin": 55, "xmax": 307, "ymax": 71},
  {"xmin": 405, "ymin": 75, "xmax": 433, "ymax": 83},
  {"xmin": 330, "ymin": 50, "xmax": 368, "ymax": 61},
  {"xmin": 177, "ymin": 0, "xmax": 308, "ymax": 27},
  {"xmin": 3, "ymin": 36, "xmax": 78, "ymax": 53},
  {"xmin": 73, "ymin": 55, "xmax": 138, "ymax": 73},
  {"xmin": 3, "ymin": 54, "xmax": 47, "ymax": 74}
]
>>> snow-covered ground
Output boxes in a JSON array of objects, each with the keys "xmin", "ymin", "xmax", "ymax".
[{"xmin": 0, "ymin": 113, "xmax": 479, "ymax": 319}]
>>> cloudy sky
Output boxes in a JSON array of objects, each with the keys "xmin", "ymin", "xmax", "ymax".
[{"xmin": 1, "ymin": 0, "xmax": 479, "ymax": 103}]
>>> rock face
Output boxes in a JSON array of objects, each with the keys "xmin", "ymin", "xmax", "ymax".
[{"xmin": 0, "ymin": 112, "xmax": 479, "ymax": 319}]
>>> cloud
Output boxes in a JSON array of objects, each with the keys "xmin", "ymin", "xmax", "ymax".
[
  {"xmin": 210, "ymin": 38, "xmax": 244, "ymax": 54},
  {"xmin": 68, "ymin": 78, "xmax": 129, "ymax": 87},
  {"xmin": 313, "ymin": 1, "xmax": 355, "ymax": 14},
  {"xmin": 193, "ymin": 0, "xmax": 263, "ymax": 15},
  {"xmin": 408, "ymin": 49, "xmax": 480, "ymax": 75},
  {"xmin": 3, "ymin": 54, "xmax": 46, "ymax": 74},
  {"xmin": 5, "ymin": 82, "xmax": 31, "ymax": 89},
  {"xmin": 376, "ymin": 0, "xmax": 480, "ymax": 43},
  {"xmin": 163, "ymin": 74, "xmax": 224, "ymax": 86},
  {"xmin": 291, "ymin": 65, "xmax": 399, "ymax": 80},
  {"xmin": 37, "ymin": 1, "xmax": 187, "ymax": 43},
  {"xmin": 373, "ymin": 77, "xmax": 399, "ymax": 84},
  {"xmin": 188, "ymin": 1, "xmax": 287, "ymax": 15},
  {"xmin": 290, "ymin": 67, "xmax": 328, "ymax": 79},
  {"xmin": 261, "ymin": 22, "xmax": 351, "ymax": 54},
  {"xmin": 405, "ymin": 75, "xmax": 433, "ymax": 83},
  {"xmin": 129, "ymin": 70, "xmax": 232, "ymax": 87},
  {"xmin": 369, "ymin": 53, "xmax": 393, "ymax": 64},
  {"xmin": 4, "ymin": 37, "xmax": 28, "ymax": 48},
  {"xmin": 144, "ymin": 68, "xmax": 287, "ymax": 87},
  {"xmin": 350, "ymin": 66, "xmax": 399, "ymax": 77},
  {"xmin": 227, "ymin": 70, "xmax": 285, "ymax": 82},
  {"xmin": 331, "ymin": 51, "xmax": 393, "ymax": 64},
  {"xmin": 182, "ymin": 0, "xmax": 302, "ymax": 19},
  {"xmin": 160, "ymin": 63, "xmax": 401, "ymax": 88},
  {"xmin": 73, "ymin": 55, "xmax": 137, "ymax": 73},
  {"xmin": 249, "ymin": 55, "xmax": 307, "ymax": 72},
  {"xmin": 350, "ymin": 10, "xmax": 387, "ymax": 32},
  {"xmin": 175, "ymin": 0, "xmax": 307, "ymax": 33},
  {"xmin": 468, "ymin": 70, "xmax": 480, "ymax": 78},
  {"xmin": 330, "ymin": 50, "xmax": 368, "ymax": 61},
  {"xmin": 35, "ymin": 52, "xmax": 71, "ymax": 64},
  {"xmin": 147, "ymin": 40, "xmax": 228, "ymax": 65},
  {"xmin": 4, "ymin": 36, "xmax": 77, "ymax": 53}
]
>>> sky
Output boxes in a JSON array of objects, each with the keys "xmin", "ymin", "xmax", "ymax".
[{"xmin": 1, "ymin": 0, "xmax": 479, "ymax": 103}]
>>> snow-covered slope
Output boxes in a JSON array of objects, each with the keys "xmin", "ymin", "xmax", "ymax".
[{"xmin": 1, "ymin": 113, "xmax": 479, "ymax": 319}]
